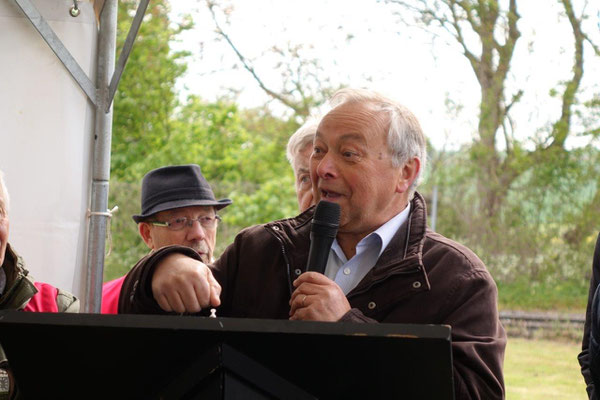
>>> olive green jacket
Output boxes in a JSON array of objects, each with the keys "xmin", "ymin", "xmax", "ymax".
[
  {"xmin": 0, "ymin": 244, "xmax": 79, "ymax": 399},
  {"xmin": 0, "ymin": 245, "xmax": 78, "ymax": 312}
]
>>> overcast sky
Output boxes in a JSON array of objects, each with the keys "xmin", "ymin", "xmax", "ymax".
[{"xmin": 170, "ymin": 0, "xmax": 600, "ymax": 151}]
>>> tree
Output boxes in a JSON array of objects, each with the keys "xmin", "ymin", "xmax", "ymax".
[
  {"xmin": 386, "ymin": 0, "xmax": 600, "ymax": 227},
  {"xmin": 385, "ymin": 1, "xmax": 600, "ymax": 297}
]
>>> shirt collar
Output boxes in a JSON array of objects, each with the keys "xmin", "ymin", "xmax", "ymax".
[
  {"xmin": 371, "ymin": 202, "xmax": 411, "ymax": 258},
  {"xmin": 331, "ymin": 202, "xmax": 411, "ymax": 262}
]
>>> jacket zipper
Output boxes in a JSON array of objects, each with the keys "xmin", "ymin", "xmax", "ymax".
[{"xmin": 267, "ymin": 227, "xmax": 294, "ymax": 297}]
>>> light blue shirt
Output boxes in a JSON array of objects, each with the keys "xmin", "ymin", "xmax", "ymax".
[{"xmin": 324, "ymin": 203, "xmax": 411, "ymax": 295}]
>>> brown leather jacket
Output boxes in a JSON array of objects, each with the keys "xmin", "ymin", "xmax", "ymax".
[{"xmin": 120, "ymin": 192, "xmax": 506, "ymax": 399}]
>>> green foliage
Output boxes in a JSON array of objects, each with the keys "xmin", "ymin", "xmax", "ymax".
[
  {"xmin": 105, "ymin": 181, "xmax": 147, "ymax": 280},
  {"xmin": 420, "ymin": 143, "xmax": 600, "ymax": 312},
  {"xmin": 111, "ymin": 0, "xmax": 191, "ymax": 182},
  {"xmin": 497, "ymin": 279, "xmax": 588, "ymax": 312}
]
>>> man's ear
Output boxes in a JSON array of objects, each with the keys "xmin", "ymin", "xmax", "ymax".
[
  {"xmin": 138, "ymin": 223, "xmax": 154, "ymax": 250},
  {"xmin": 396, "ymin": 158, "xmax": 421, "ymax": 194}
]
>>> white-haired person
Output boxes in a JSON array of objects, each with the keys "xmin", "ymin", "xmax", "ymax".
[
  {"xmin": 0, "ymin": 170, "xmax": 79, "ymax": 398},
  {"xmin": 286, "ymin": 118, "xmax": 319, "ymax": 212},
  {"xmin": 118, "ymin": 88, "xmax": 506, "ymax": 399}
]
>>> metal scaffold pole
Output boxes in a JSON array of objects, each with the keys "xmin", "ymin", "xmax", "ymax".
[{"xmin": 85, "ymin": 0, "xmax": 117, "ymax": 313}]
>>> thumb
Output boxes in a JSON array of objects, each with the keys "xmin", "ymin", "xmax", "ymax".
[{"xmin": 207, "ymin": 269, "xmax": 222, "ymax": 307}]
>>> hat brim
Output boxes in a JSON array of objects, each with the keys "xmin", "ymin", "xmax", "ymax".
[{"xmin": 132, "ymin": 198, "xmax": 232, "ymax": 223}]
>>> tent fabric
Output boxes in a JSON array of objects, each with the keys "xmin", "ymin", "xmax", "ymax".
[{"xmin": 0, "ymin": 0, "xmax": 97, "ymax": 300}]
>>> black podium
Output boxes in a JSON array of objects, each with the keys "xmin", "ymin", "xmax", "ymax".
[{"xmin": 0, "ymin": 311, "xmax": 454, "ymax": 399}]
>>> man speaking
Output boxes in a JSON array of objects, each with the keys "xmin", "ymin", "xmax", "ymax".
[{"xmin": 119, "ymin": 88, "xmax": 506, "ymax": 399}]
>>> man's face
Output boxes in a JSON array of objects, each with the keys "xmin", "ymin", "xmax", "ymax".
[
  {"xmin": 0, "ymin": 197, "xmax": 8, "ymax": 267},
  {"xmin": 310, "ymin": 101, "xmax": 409, "ymax": 237},
  {"xmin": 293, "ymin": 143, "xmax": 315, "ymax": 212},
  {"xmin": 140, "ymin": 205, "xmax": 218, "ymax": 264}
]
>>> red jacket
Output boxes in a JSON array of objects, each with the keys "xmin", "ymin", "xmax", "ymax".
[
  {"xmin": 101, "ymin": 275, "xmax": 125, "ymax": 314},
  {"xmin": 23, "ymin": 282, "xmax": 59, "ymax": 312}
]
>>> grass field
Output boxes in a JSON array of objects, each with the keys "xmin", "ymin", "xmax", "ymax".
[{"xmin": 505, "ymin": 337, "xmax": 588, "ymax": 399}]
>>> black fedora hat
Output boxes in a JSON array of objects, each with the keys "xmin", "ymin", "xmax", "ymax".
[{"xmin": 132, "ymin": 164, "xmax": 232, "ymax": 223}]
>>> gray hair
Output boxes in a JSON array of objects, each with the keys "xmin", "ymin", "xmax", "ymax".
[
  {"xmin": 286, "ymin": 117, "xmax": 320, "ymax": 168},
  {"xmin": 327, "ymin": 88, "xmax": 427, "ymax": 198},
  {"xmin": 0, "ymin": 170, "xmax": 9, "ymax": 215}
]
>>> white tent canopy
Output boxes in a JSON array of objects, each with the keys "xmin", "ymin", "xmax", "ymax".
[
  {"xmin": 0, "ymin": 0, "xmax": 97, "ymax": 302},
  {"xmin": 0, "ymin": 0, "xmax": 144, "ymax": 311}
]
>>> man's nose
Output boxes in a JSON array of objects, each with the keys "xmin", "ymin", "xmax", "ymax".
[
  {"xmin": 315, "ymin": 153, "xmax": 337, "ymax": 179},
  {"xmin": 186, "ymin": 219, "xmax": 207, "ymax": 241}
]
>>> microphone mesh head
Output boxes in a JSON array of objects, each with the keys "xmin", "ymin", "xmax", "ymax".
[{"xmin": 313, "ymin": 201, "xmax": 341, "ymax": 226}]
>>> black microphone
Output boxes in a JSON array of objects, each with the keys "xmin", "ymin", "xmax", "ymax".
[{"xmin": 306, "ymin": 201, "xmax": 341, "ymax": 274}]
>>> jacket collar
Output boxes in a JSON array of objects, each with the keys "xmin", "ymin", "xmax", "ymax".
[
  {"xmin": 349, "ymin": 192, "xmax": 430, "ymax": 293},
  {"xmin": 0, "ymin": 243, "xmax": 38, "ymax": 309},
  {"xmin": 378, "ymin": 191, "xmax": 428, "ymax": 266}
]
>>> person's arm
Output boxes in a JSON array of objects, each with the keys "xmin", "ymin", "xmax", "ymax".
[
  {"xmin": 579, "ymin": 232, "xmax": 600, "ymax": 399},
  {"xmin": 56, "ymin": 289, "xmax": 79, "ymax": 313},
  {"xmin": 440, "ymin": 270, "xmax": 505, "ymax": 400},
  {"xmin": 118, "ymin": 245, "xmax": 220, "ymax": 314},
  {"xmin": 580, "ymin": 276, "xmax": 598, "ymax": 400},
  {"xmin": 590, "ymin": 284, "xmax": 600, "ymax": 399}
]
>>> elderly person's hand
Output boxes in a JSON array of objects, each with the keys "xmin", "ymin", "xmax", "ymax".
[
  {"xmin": 289, "ymin": 272, "xmax": 350, "ymax": 321},
  {"xmin": 152, "ymin": 253, "xmax": 221, "ymax": 313}
]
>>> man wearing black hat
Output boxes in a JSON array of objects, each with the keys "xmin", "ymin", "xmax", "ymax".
[{"xmin": 101, "ymin": 164, "xmax": 231, "ymax": 314}]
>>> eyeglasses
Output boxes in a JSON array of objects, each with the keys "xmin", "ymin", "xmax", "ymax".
[{"xmin": 149, "ymin": 215, "xmax": 221, "ymax": 231}]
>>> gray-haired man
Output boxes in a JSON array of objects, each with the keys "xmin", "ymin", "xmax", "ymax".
[{"xmin": 119, "ymin": 89, "xmax": 506, "ymax": 399}]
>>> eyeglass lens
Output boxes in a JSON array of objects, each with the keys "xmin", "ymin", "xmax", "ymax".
[{"xmin": 168, "ymin": 216, "xmax": 219, "ymax": 230}]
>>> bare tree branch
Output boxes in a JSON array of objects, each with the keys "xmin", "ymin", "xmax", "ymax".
[
  {"xmin": 582, "ymin": 32, "xmax": 600, "ymax": 57},
  {"xmin": 455, "ymin": 0, "xmax": 480, "ymax": 34},
  {"xmin": 447, "ymin": 1, "xmax": 480, "ymax": 70},
  {"xmin": 205, "ymin": 1, "xmax": 310, "ymax": 116}
]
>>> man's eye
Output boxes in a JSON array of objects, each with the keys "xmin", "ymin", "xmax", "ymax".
[
  {"xmin": 300, "ymin": 175, "xmax": 310, "ymax": 184},
  {"xmin": 173, "ymin": 217, "xmax": 187, "ymax": 224}
]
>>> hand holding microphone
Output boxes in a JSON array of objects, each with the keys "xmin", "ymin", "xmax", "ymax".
[{"xmin": 290, "ymin": 201, "xmax": 350, "ymax": 321}]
